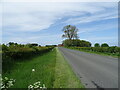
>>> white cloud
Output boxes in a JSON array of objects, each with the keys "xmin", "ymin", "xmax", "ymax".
[
  {"xmin": 78, "ymin": 23, "xmax": 117, "ymax": 34},
  {"xmin": 1, "ymin": 2, "xmax": 118, "ymax": 45},
  {"xmin": 3, "ymin": 33, "xmax": 62, "ymax": 45},
  {"xmin": 65, "ymin": 13, "xmax": 117, "ymax": 25},
  {"xmin": 64, "ymin": 3, "xmax": 118, "ymax": 25},
  {"xmin": 2, "ymin": 2, "xmax": 118, "ymax": 32}
]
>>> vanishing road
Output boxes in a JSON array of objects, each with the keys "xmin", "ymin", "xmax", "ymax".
[{"xmin": 59, "ymin": 47, "xmax": 118, "ymax": 88}]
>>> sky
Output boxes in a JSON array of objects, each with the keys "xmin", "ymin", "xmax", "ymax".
[{"xmin": 1, "ymin": 0, "xmax": 119, "ymax": 46}]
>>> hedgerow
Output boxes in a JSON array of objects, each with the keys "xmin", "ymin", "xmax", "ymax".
[
  {"xmin": 68, "ymin": 46, "xmax": 120, "ymax": 56},
  {"xmin": 2, "ymin": 43, "xmax": 54, "ymax": 73}
]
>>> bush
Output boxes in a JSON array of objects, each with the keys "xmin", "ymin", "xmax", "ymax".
[
  {"xmin": 68, "ymin": 46, "xmax": 120, "ymax": 56},
  {"xmin": 63, "ymin": 39, "xmax": 91, "ymax": 47},
  {"xmin": 101, "ymin": 43, "xmax": 109, "ymax": 47},
  {"xmin": 2, "ymin": 43, "xmax": 54, "ymax": 73},
  {"xmin": 94, "ymin": 43, "xmax": 100, "ymax": 47}
]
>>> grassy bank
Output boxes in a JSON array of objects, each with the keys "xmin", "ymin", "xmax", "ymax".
[
  {"xmin": 3, "ymin": 48, "xmax": 56, "ymax": 88},
  {"xmin": 53, "ymin": 47, "xmax": 84, "ymax": 88},
  {"xmin": 67, "ymin": 47, "xmax": 119, "ymax": 58},
  {"xmin": 3, "ymin": 47, "xmax": 84, "ymax": 88}
]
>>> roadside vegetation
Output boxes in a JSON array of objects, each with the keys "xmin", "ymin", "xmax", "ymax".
[
  {"xmin": 2, "ymin": 42, "xmax": 54, "ymax": 73},
  {"xmin": 2, "ymin": 42, "xmax": 84, "ymax": 88},
  {"xmin": 61, "ymin": 25, "xmax": 119, "ymax": 57},
  {"xmin": 67, "ymin": 46, "xmax": 120, "ymax": 57},
  {"xmin": 53, "ymin": 48, "xmax": 84, "ymax": 88},
  {"xmin": 3, "ymin": 47, "xmax": 56, "ymax": 88}
]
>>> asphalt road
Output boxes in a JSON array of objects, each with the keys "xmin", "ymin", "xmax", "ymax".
[{"xmin": 58, "ymin": 47, "xmax": 118, "ymax": 88}]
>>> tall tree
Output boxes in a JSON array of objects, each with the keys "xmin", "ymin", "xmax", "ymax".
[
  {"xmin": 62, "ymin": 25, "xmax": 79, "ymax": 40},
  {"xmin": 101, "ymin": 43, "xmax": 109, "ymax": 47},
  {"xmin": 94, "ymin": 43, "xmax": 100, "ymax": 47}
]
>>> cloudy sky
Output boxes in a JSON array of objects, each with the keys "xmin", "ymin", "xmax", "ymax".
[{"xmin": 1, "ymin": 0, "xmax": 119, "ymax": 46}]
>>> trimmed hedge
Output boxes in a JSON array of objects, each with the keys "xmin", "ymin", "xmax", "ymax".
[
  {"xmin": 2, "ymin": 46, "xmax": 52, "ymax": 60},
  {"xmin": 2, "ymin": 45, "xmax": 54, "ymax": 73}
]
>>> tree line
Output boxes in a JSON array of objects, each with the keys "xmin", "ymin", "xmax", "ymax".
[{"xmin": 62, "ymin": 25, "xmax": 115, "ymax": 47}]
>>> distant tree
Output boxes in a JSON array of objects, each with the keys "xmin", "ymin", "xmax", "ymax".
[
  {"xmin": 31, "ymin": 43, "xmax": 38, "ymax": 46},
  {"xmin": 46, "ymin": 45, "xmax": 56, "ymax": 47},
  {"xmin": 72, "ymin": 39, "xmax": 81, "ymax": 47},
  {"xmin": 63, "ymin": 39, "xmax": 73, "ymax": 47},
  {"xmin": 8, "ymin": 42, "xmax": 15, "ymax": 46},
  {"xmin": 79, "ymin": 40, "xmax": 91, "ymax": 47},
  {"xmin": 101, "ymin": 43, "xmax": 109, "ymax": 47},
  {"xmin": 27, "ymin": 43, "xmax": 38, "ymax": 47},
  {"xmin": 62, "ymin": 25, "xmax": 79, "ymax": 40},
  {"xmin": 14, "ymin": 43, "xmax": 18, "ymax": 46},
  {"xmin": 94, "ymin": 43, "xmax": 100, "ymax": 47},
  {"xmin": 2, "ymin": 44, "xmax": 8, "ymax": 51},
  {"xmin": 63, "ymin": 39, "xmax": 91, "ymax": 47}
]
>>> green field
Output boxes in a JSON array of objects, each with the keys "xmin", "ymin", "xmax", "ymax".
[{"xmin": 3, "ymin": 48, "xmax": 84, "ymax": 88}]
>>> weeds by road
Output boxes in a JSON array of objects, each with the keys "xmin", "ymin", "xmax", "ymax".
[
  {"xmin": 53, "ymin": 47, "xmax": 84, "ymax": 88},
  {"xmin": 3, "ymin": 47, "xmax": 84, "ymax": 88}
]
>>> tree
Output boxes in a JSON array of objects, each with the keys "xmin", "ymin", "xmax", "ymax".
[
  {"xmin": 63, "ymin": 39, "xmax": 91, "ymax": 47},
  {"xmin": 94, "ymin": 43, "xmax": 100, "ymax": 47},
  {"xmin": 101, "ymin": 43, "xmax": 109, "ymax": 47},
  {"xmin": 79, "ymin": 40, "xmax": 91, "ymax": 47},
  {"xmin": 8, "ymin": 42, "xmax": 15, "ymax": 46},
  {"xmin": 26, "ymin": 43, "xmax": 38, "ymax": 47},
  {"xmin": 62, "ymin": 25, "xmax": 79, "ymax": 40},
  {"xmin": 31, "ymin": 43, "xmax": 38, "ymax": 46},
  {"xmin": 63, "ymin": 39, "xmax": 74, "ymax": 47}
]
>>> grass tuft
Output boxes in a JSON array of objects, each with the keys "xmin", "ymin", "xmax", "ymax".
[{"xmin": 53, "ymin": 47, "xmax": 84, "ymax": 88}]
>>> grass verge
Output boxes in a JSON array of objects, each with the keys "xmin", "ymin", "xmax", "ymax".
[
  {"xmin": 68, "ymin": 47, "xmax": 118, "ymax": 58},
  {"xmin": 3, "ymin": 48, "xmax": 56, "ymax": 88},
  {"xmin": 3, "ymin": 47, "xmax": 84, "ymax": 88},
  {"xmin": 53, "ymin": 47, "xmax": 84, "ymax": 88}
]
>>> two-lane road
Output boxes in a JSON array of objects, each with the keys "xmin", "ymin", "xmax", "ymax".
[{"xmin": 58, "ymin": 47, "xmax": 118, "ymax": 88}]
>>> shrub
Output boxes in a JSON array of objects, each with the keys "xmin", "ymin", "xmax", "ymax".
[
  {"xmin": 94, "ymin": 43, "xmax": 100, "ymax": 47},
  {"xmin": 68, "ymin": 46, "xmax": 120, "ymax": 56},
  {"xmin": 63, "ymin": 39, "xmax": 91, "ymax": 47},
  {"xmin": 101, "ymin": 43, "xmax": 109, "ymax": 47},
  {"xmin": 2, "ymin": 43, "xmax": 54, "ymax": 73}
]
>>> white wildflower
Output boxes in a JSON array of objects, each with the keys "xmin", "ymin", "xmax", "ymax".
[
  {"xmin": 4, "ymin": 77, "xmax": 8, "ymax": 80},
  {"xmin": 32, "ymin": 69, "xmax": 35, "ymax": 72},
  {"xmin": 1, "ymin": 85, "xmax": 5, "ymax": 89},
  {"xmin": 28, "ymin": 85, "xmax": 33, "ymax": 88},
  {"xmin": 2, "ymin": 77, "xmax": 15, "ymax": 88},
  {"xmin": 34, "ymin": 85, "xmax": 39, "ymax": 88},
  {"xmin": 28, "ymin": 81, "xmax": 46, "ymax": 89},
  {"xmin": 43, "ymin": 84, "xmax": 46, "ymax": 88}
]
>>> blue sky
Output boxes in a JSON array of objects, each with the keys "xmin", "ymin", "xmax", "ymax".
[{"xmin": 1, "ymin": 1, "xmax": 118, "ymax": 46}]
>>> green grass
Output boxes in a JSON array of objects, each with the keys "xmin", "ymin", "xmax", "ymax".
[
  {"xmin": 3, "ymin": 47, "xmax": 84, "ymax": 88},
  {"xmin": 3, "ymin": 48, "xmax": 56, "ymax": 88},
  {"xmin": 53, "ymin": 47, "xmax": 84, "ymax": 88},
  {"xmin": 68, "ymin": 48, "xmax": 118, "ymax": 58}
]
